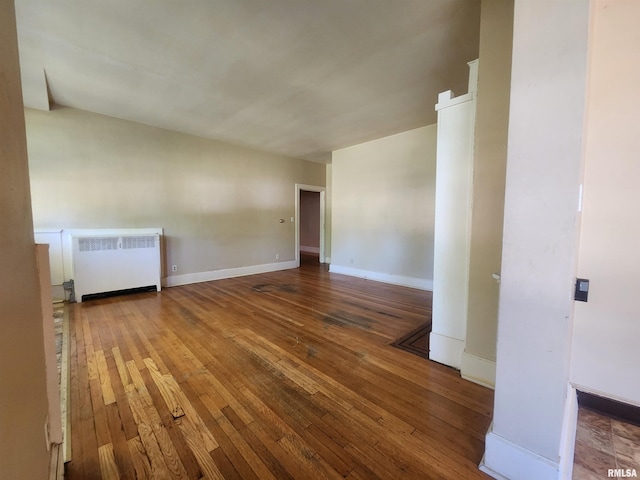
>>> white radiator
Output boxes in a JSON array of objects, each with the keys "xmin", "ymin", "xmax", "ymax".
[{"xmin": 71, "ymin": 233, "xmax": 161, "ymax": 302}]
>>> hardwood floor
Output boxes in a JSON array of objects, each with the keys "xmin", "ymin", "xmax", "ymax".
[{"xmin": 66, "ymin": 258, "xmax": 494, "ymax": 479}]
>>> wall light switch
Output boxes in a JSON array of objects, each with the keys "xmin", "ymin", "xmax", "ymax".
[{"xmin": 575, "ymin": 278, "xmax": 589, "ymax": 302}]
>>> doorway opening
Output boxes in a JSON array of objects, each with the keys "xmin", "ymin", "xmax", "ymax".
[{"xmin": 295, "ymin": 184, "xmax": 325, "ymax": 267}]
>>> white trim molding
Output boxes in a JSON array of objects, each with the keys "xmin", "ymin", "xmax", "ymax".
[
  {"xmin": 328, "ymin": 264, "xmax": 433, "ymax": 291},
  {"xmin": 164, "ymin": 261, "xmax": 297, "ymax": 288},
  {"xmin": 428, "ymin": 332, "xmax": 464, "ymax": 369},
  {"xmin": 461, "ymin": 351, "xmax": 496, "ymax": 389},
  {"xmin": 569, "ymin": 383, "xmax": 640, "ymax": 409},
  {"xmin": 481, "ymin": 389, "xmax": 578, "ymax": 480},
  {"xmin": 481, "ymin": 425, "xmax": 560, "ymax": 480}
]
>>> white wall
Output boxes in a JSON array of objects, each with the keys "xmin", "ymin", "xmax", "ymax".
[
  {"xmin": 26, "ymin": 107, "xmax": 326, "ymax": 285},
  {"xmin": 0, "ymin": 1, "xmax": 51, "ymax": 477},
  {"xmin": 330, "ymin": 125, "xmax": 437, "ymax": 290},
  {"xmin": 483, "ymin": 1, "xmax": 590, "ymax": 479},
  {"xmin": 570, "ymin": 0, "xmax": 640, "ymax": 407}
]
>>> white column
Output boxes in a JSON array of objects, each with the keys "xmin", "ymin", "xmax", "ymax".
[
  {"xmin": 481, "ymin": 1, "xmax": 590, "ymax": 479},
  {"xmin": 429, "ymin": 60, "xmax": 478, "ymax": 369}
]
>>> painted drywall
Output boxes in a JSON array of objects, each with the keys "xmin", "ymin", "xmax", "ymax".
[
  {"xmin": 483, "ymin": 1, "xmax": 590, "ymax": 478},
  {"xmin": 462, "ymin": 0, "xmax": 513, "ymax": 381},
  {"xmin": 0, "ymin": 1, "xmax": 51, "ymax": 477},
  {"xmin": 570, "ymin": 0, "xmax": 640, "ymax": 407},
  {"xmin": 25, "ymin": 107, "xmax": 325, "ymax": 282},
  {"xmin": 299, "ymin": 190, "xmax": 320, "ymax": 252},
  {"xmin": 330, "ymin": 125, "xmax": 436, "ymax": 289}
]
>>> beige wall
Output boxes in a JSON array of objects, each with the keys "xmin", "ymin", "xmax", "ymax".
[
  {"xmin": 464, "ymin": 0, "xmax": 513, "ymax": 367},
  {"xmin": 331, "ymin": 125, "xmax": 436, "ymax": 288},
  {"xmin": 570, "ymin": 0, "xmax": 640, "ymax": 407},
  {"xmin": 26, "ymin": 107, "xmax": 325, "ymax": 280},
  {"xmin": 0, "ymin": 1, "xmax": 51, "ymax": 477}
]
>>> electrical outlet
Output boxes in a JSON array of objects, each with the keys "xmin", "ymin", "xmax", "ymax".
[
  {"xmin": 275, "ymin": 254, "xmax": 280, "ymax": 260},
  {"xmin": 172, "ymin": 265, "xmax": 178, "ymax": 272}
]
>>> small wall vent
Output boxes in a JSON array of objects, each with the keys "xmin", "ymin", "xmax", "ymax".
[
  {"xmin": 122, "ymin": 235, "xmax": 156, "ymax": 249},
  {"xmin": 78, "ymin": 237, "xmax": 119, "ymax": 252}
]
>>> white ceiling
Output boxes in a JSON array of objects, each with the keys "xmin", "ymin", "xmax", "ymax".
[{"xmin": 15, "ymin": 1, "xmax": 480, "ymax": 163}]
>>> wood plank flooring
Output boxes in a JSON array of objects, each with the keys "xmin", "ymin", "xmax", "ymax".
[{"xmin": 66, "ymin": 257, "xmax": 494, "ymax": 479}]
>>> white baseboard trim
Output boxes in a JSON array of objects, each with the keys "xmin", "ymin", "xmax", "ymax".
[
  {"xmin": 300, "ymin": 245, "xmax": 320, "ymax": 254},
  {"xmin": 461, "ymin": 351, "xmax": 496, "ymax": 389},
  {"xmin": 328, "ymin": 264, "xmax": 433, "ymax": 291},
  {"xmin": 428, "ymin": 332, "xmax": 464, "ymax": 369},
  {"xmin": 163, "ymin": 261, "xmax": 297, "ymax": 288},
  {"xmin": 569, "ymin": 382, "xmax": 640, "ymax": 409},
  {"xmin": 481, "ymin": 425, "xmax": 559, "ymax": 480}
]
